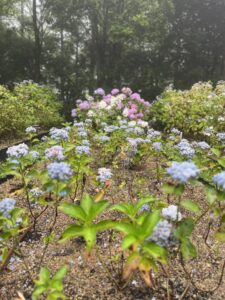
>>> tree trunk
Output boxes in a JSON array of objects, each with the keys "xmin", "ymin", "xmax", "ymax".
[{"xmin": 33, "ymin": 0, "xmax": 41, "ymax": 82}]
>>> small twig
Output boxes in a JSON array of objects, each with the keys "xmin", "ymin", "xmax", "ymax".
[
  {"xmin": 179, "ymin": 254, "xmax": 225, "ymax": 293},
  {"xmin": 178, "ymin": 282, "xmax": 190, "ymax": 300}
]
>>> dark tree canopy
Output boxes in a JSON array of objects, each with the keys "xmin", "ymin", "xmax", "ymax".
[{"xmin": 0, "ymin": 0, "xmax": 225, "ymax": 100}]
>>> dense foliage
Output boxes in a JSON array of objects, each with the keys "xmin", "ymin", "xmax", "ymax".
[
  {"xmin": 1, "ymin": 0, "xmax": 225, "ymax": 99},
  {"xmin": 0, "ymin": 82, "xmax": 63, "ymax": 137},
  {"xmin": 0, "ymin": 87, "xmax": 224, "ymax": 299},
  {"xmin": 151, "ymin": 81, "xmax": 225, "ymax": 137}
]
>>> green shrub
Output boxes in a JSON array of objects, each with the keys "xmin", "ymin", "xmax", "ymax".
[
  {"xmin": 0, "ymin": 82, "xmax": 63, "ymax": 137},
  {"xmin": 151, "ymin": 81, "xmax": 225, "ymax": 136}
]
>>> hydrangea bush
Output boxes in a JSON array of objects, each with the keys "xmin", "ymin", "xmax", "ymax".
[{"xmin": 0, "ymin": 86, "xmax": 225, "ymax": 299}]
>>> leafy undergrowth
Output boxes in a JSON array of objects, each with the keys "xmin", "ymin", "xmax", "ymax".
[{"xmin": 0, "ymin": 87, "xmax": 225, "ymax": 300}]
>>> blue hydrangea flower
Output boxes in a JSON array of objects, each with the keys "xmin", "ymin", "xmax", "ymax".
[
  {"xmin": 139, "ymin": 204, "xmax": 150, "ymax": 213},
  {"xmin": 0, "ymin": 198, "xmax": 16, "ymax": 217},
  {"xmin": 147, "ymin": 220, "xmax": 172, "ymax": 247},
  {"xmin": 50, "ymin": 128, "xmax": 69, "ymax": 141},
  {"xmin": 75, "ymin": 145, "xmax": 90, "ymax": 155},
  {"xmin": 197, "ymin": 141, "xmax": 210, "ymax": 150},
  {"xmin": 162, "ymin": 205, "xmax": 182, "ymax": 221},
  {"xmin": 147, "ymin": 129, "xmax": 161, "ymax": 140},
  {"xmin": 96, "ymin": 168, "xmax": 112, "ymax": 184},
  {"xmin": 152, "ymin": 142, "xmax": 162, "ymax": 152},
  {"xmin": 30, "ymin": 150, "xmax": 39, "ymax": 159},
  {"xmin": 171, "ymin": 128, "xmax": 181, "ymax": 135},
  {"xmin": 217, "ymin": 132, "xmax": 225, "ymax": 143},
  {"xmin": 45, "ymin": 146, "xmax": 65, "ymax": 161},
  {"xmin": 47, "ymin": 162, "xmax": 73, "ymax": 181},
  {"xmin": 176, "ymin": 139, "xmax": 195, "ymax": 158},
  {"xmin": 99, "ymin": 136, "xmax": 110, "ymax": 142},
  {"xmin": 213, "ymin": 171, "xmax": 225, "ymax": 190},
  {"xmin": 7, "ymin": 143, "xmax": 29, "ymax": 158},
  {"xmin": 25, "ymin": 126, "xmax": 37, "ymax": 133},
  {"xmin": 167, "ymin": 161, "xmax": 200, "ymax": 183}
]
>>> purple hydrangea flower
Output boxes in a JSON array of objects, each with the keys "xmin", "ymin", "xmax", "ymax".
[
  {"xmin": 111, "ymin": 88, "xmax": 120, "ymax": 95},
  {"xmin": 94, "ymin": 88, "xmax": 105, "ymax": 96}
]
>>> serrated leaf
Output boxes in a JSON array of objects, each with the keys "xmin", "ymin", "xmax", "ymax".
[
  {"xmin": 180, "ymin": 238, "xmax": 197, "ymax": 259},
  {"xmin": 53, "ymin": 265, "xmax": 68, "ymax": 281},
  {"xmin": 143, "ymin": 242, "xmax": 168, "ymax": 264},
  {"xmin": 180, "ymin": 200, "xmax": 201, "ymax": 214},
  {"xmin": 59, "ymin": 203, "xmax": 86, "ymax": 221}
]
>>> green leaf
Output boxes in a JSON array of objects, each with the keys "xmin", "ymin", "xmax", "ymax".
[
  {"xmin": 211, "ymin": 148, "xmax": 221, "ymax": 157},
  {"xmin": 36, "ymin": 267, "xmax": 51, "ymax": 284},
  {"xmin": 215, "ymin": 232, "xmax": 225, "ymax": 242},
  {"xmin": 143, "ymin": 242, "xmax": 168, "ymax": 264},
  {"xmin": 59, "ymin": 203, "xmax": 86, "ymax": 221},
  {"xmin": 122, "ymin": 234, "xmax": 137, "ymax": 249},
  {"xmin": 88, "ymin": 200, "xmax": 109, "ymax": 221},
  {"xmin": 80, "ymin": 194, "xmax": 93, "ymax": 215},
  {"xmin": 53, "ymin": 265, "xmax": 68, "ymax": 281},
  {"xmin": 110, "ymin": 203, "xmax": 132, "ymax": 216},
  {"xmin": 180, "ymin": 238, "xmax": 197, "ymax": 259},
  {"xmin": 180, "ymin": 200, "xmax": 201, "ymax": 214},
  {"xmin": 141, "ymin": 210, "xmax": 160, "ymax": 238},
  {"xmin": 113, "ymin": 221, "xmax": 135, "ymax": 235},
  {"xmin": 32, "ymin": 285, "xmax": 47, "ymax": 299},
  {"xmin": 47, "ymin": 291, "xmax": 67, "ymax": 300},
  {"xmin": 136, "ymin": 196, "xmax": 156, "ymax": 211},
  {"xmin": 175, "ymin": 218, "xmax": 194, "ymax": 239},
  {"xmin": 94, "ymin": 220, "xmax": 115, "ymax": 231},
  {"xmin": 60, "ymin": 225, "xmax": 84, "ymax": 242}
]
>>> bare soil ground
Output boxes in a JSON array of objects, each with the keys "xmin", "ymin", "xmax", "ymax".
[{"xmin": 0, "ymin": 157, "xmax": 224, "ymax": 300}]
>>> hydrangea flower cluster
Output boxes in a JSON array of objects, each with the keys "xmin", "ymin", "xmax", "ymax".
[
  {"xmin": 212, "ymin": 171, "xmax": 225, "ymax": 190},
  {"xmin": 71, "ymin": 109, "xmax": 77, "ymax": 117},
  {"xmin": 94, "ymin": 88, "xmax": 105, "ymax": 96},
  {"xmin": 139, "ymin": 204, "xmax": 150, "ymax": 213},
  {"xmin": 45, "ymin": 146, "xmax": 65, "ymax": 161},
  {"xmin": 50, "ymin": 128, "xmax": 69, "ymax": 141},
  {"xmin": 96, "ymin": 168, "xmax": 113, "ymax": 184},
  {"xmin": 176, "ymin": 139, "xmax": 195, "ymax": 158},
  {"xmin": 147, "ymin": 129, "xmax": 161, "ymax": 140},
  {"xmin": 152, "ymin": 142, "xmax": 162, "ymax": 152},
  {"xmin": 0, "ymin": 198, "xmax": 16, "ymax": 218},
  {"xmin": 171, "ymin": 128, "xmax": 181, "ymax": 135},
  {"xmin": 79, "ymin": 101, "xmax": 90, "ymax": 110},
  {"xmin": 75, "ymin": 145, "xmax": 90, "ymax": 155},
  {"xmin": 196, "ymin": 141, "xmax": 210, "ymax": 150},
  {"xmin": 162, "ymin": 205, "xmax": 182, "ymax": 221},
  {"xmin": 30, "ymin": 150, "xmax": 39, "ymax": 160},
  {"xmin": 47, "ymin": 162, "xmax": 73, "ymax": 181},
  {"xmin": 25, "ymin": 126, "xmax": 37, "ymax": 133},
  {"xmin": 167, "ymin": 161, "xmax": 200, "ymax": 184},
  {"xmin": 147, "ymin": 220, "xmax": 172, "ymax": 247},
  {"xmin": 7, "ymin": 143, "xmax": 29, "ymax": 158},
  {"xmin": 217, "ymin": 132, "xmax": 225, "ymax": 142}
]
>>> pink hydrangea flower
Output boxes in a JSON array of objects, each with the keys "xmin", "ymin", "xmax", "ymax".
[
  {"xmin": 121, "ymin": 87, "xmax": 132, "ymax": 96},
  {"xmin": 79, "ymin": 101, "xmax": 90, "ymax": 110}
]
